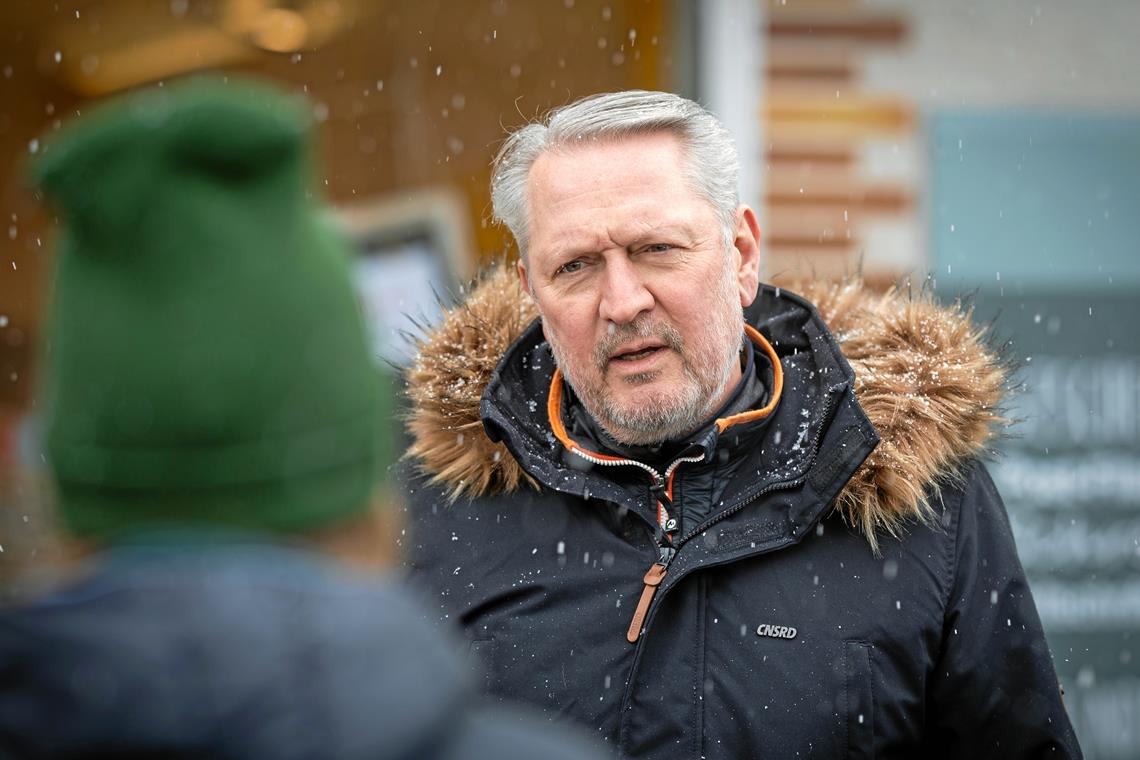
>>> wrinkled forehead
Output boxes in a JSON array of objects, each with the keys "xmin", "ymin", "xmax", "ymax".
[
  {"xmin": 516, "ymin": 130, "xmax": 716, "ymax": 266},
  {"xmin": 532, "ymin": 135, "xmax": 699, "ymax": 204},
  {"xmin": 523, "ymin": 137, "xmax": 724, "ymax": 269}
]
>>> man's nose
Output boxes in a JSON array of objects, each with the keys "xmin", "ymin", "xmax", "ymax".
[{"xmin": 598, "ymin": 254, "xmax": 654, "ymax": 325}]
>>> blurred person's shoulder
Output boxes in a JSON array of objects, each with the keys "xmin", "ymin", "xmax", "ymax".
[{"xmin": 0, "ymin": 537, "xmax": 609, "ymax": 759}]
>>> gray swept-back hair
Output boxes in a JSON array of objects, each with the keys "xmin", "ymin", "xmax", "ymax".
[{"xmin": 490, "ymin": 90, "xmax": 740, "ymax": 261}]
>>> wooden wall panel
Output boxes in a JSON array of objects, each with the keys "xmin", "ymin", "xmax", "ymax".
[
  {"xmin": 0, "ymin": 0, "xmax": 676, "ymax": 411},
  {"xmin": 0, "ymin": 0, "xmax": 676, "ymax": 586},
  {"xmin": 763, "ymin": 0, "xmax": 916, "ymax": 287}
]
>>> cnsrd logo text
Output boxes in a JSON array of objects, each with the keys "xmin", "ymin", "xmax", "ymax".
[{"xmin": 756, "ymin": 623, "xmax": 797, "ymax": 640}]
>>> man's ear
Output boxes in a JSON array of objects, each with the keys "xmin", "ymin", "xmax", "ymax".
[
  {"xmin": 516, "ymin": 256, "xmax": 548, "ymax": 339},
  {"xmin": 733, "ymin": 205, "xmax": 762, "ymax": 308},
  {"xmin": 516, "ymin": 257, "xmax": 533, "ymax": 297}
]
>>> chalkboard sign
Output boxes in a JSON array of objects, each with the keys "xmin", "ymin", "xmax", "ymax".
[{"xmin": 931, "ymin": 111, "xmax": 1140, "ymax": 759}]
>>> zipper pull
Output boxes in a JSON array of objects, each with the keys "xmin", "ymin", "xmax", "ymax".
[
  {"xmin": 649, "ymin": 480, "xmax": 673, "ymax": 511},
  {"xmin": 626, "ymin": 547, "xmax": 675, "ymax": 644},
  {"xmin": 649, "ymin": 479, "xmax": 678, "ymax": 537}
]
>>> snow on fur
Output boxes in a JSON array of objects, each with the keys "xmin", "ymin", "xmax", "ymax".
[{"xmin": 797, "ymin": 278, "xmax": 1009, "ymax": 550}]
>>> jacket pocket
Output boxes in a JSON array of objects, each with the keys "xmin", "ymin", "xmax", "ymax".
[{"xmin": 845, "ymin": 641, "xmax": 875, "ymax": 760}]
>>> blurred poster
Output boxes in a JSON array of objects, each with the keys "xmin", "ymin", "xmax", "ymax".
[
  {"xmin": 338, "ymin": 189, "xmax": 475, "ymax": 367},
  {"xmin": 353, "ymin": 239, "xmax": 449, "ymax": 366},
  {"xmin": 931, "ymin": 112, "xmax": 1140, "ymax": 759}
]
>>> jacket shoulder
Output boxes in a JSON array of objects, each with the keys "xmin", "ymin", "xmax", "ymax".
[
  {"xmin": 403, "ymin": 266, "xmax": 539, "ymax": 502},
  {"xmin": 795, "ymin": 279, "xmax": 1012, "ymax": 550}
]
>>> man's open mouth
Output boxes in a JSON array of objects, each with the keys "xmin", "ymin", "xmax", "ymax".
[{"xmin": 612, "ymin": 345, "xmax": 664, "ymax": 362}]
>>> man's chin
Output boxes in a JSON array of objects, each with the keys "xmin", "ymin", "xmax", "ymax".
[
  {"xmin": 598, "ymin": 391, "xmax": 702, "ymax": 445},
  {"xmin": 619, "ymin": 370, "xmax": 663, "ymax": 386},
  {"xmin": 600, "ymin": 412, "xmax": 690, "ymax": 447}
]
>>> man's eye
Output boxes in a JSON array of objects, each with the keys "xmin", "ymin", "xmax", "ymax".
[
  {"xmin": 643, "ymin": 243, "xmax": 672, "ymax": 253},
  {"xmin": 556, "ymin": 260, "xmax": 585, "ymax": 275}
]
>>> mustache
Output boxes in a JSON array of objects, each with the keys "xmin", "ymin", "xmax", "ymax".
[{"xmin": 594, "ymin": 318, "xmax": 685, "ymax": 370}]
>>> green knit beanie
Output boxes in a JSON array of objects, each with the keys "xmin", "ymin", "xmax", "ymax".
[{"xmin": 33, "ymin": 76, "xmax": 392, "ymax": 541}]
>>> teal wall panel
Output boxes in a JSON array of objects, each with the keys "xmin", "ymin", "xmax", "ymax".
[{"xmin": 931, "ymin": 110, "xmax": 1140, "ymax": 760}]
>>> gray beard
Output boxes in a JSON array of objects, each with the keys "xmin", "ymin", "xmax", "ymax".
[{"xmin": 547, "ymin": 316, "xmax": 743, "ymax": 447}]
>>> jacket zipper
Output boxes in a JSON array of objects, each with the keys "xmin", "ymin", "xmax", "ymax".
[
  {"xmin": 624, "ymin": 473, "xmax": 803, "ymax": 645},
  {"xmin": 563, "ymin": 446, "xmax": 704, "ymax": 643},
  {"xmin": 577, "ymin": 382, "xmax": 845, "ymax": 644},
  {"xmin": 625, "ymin": 544, "xmax": 675, "ymax": 643},
  {"xmin": 627, "ymin": 385, "xmax": 846, "ymax": 643},
  {"xmin": 633, "ymin": 387, "xmax": 848, "ymax": 642},
  {"xmin": 677, "ymin": 384, "xmax": 844, "ymax": 545},
  {"xmin": 624, "ymin": 455, "xmax": 701, "ymax": 643}
]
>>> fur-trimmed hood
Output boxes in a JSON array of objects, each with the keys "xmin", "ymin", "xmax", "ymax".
[{"xmin": 405, "ymin": 266, "xmax": 1010, "ymax": 547}]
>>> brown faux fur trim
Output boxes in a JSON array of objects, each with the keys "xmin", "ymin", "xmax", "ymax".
[
  {"xmin": 405, "ymin": 267, "xmax": 1009, "ymax": 549},
  {"xmin": 404, "ymin": 267, "xmax": 540, "ymax": 500},
  {"xmin": 798, "ymin": 279, "xmax": 1008, "ymax": 550}
]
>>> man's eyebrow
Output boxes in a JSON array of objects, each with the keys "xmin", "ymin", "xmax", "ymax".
[
  {"xmin": 545, "ymin": 235, "xmax": 603, "ymax": 259},
  {"xmin": 540, "ymin": 222, "xmax": 698, "ymax": 263},
  {"xmin": 624, "ymin": 223, "xmax": 696, "ymax": 246}
]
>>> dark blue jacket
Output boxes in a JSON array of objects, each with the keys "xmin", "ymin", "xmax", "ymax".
[{"xmin": 0, "ymin": 538, "xmax": 608, "ymax": 759}]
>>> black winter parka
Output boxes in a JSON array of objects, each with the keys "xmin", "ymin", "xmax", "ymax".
[{"xmin": 402, "ymin": 270, "xmax": 1081, "ymax": 760}]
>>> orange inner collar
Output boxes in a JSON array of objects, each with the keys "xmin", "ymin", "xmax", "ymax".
[{"xmin": 547, "ymin": 323, "xmax": 785, "ymax": 455}]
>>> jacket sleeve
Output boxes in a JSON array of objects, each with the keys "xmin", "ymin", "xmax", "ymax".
[{"xmin": 925, "ymin": 460, "xmax": 1082, "ymax": 759}]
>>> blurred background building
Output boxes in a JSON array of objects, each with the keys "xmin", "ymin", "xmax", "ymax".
[{"xmin": 0, "ymin": 0, "xmax": 1137, "ymax": 755}]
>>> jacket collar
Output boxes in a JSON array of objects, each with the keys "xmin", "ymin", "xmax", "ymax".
[
  {"xmin": 548, "ymin": 325, "xmax": 784, "ymax": 473},
  {"xmin": 560, "ymin": 338, "xmax": 766, "ymax": 469}
]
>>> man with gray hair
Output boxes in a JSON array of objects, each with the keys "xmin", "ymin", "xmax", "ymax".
[{"xmin": 403, "ymin": 90, "xmax": 1080, "ymax": 759}]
